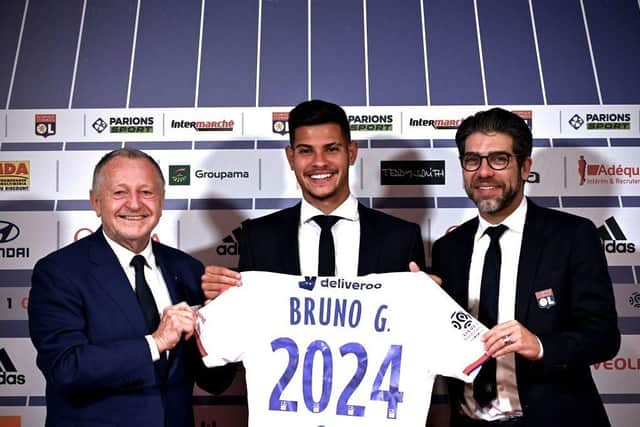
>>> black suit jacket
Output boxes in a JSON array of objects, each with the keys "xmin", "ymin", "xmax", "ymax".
[
  {"xmin": 431, "ymin": 199, "xmax": 620, "ymax": 427},
  {"xmin": 237, "ymin": 202, "xmax": 426, "ymax": 274},
  {"xmin": 29, "ymin": 229, "xmax": 234, "ymax": 427}
]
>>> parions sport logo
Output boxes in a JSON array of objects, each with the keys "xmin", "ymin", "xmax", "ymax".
[
  {"xmin": 0, "ymin": 348, "xmax": 25, "ymax": 385},
  {"xmin": 597, "ymin": 217, "xmax": 635, "ymax": 254},
  {"xmin": 348, "ymin": 114, "xmax": 393, "ymax": 132},
  {"xmin": 577, "ymin": 155, "xmax": 640, "ymax": 186},
  {"xmin": 107, "ymin": 116, "xmax": 154, "ymax": 133},
  {"xmin": 568, "ymin": 113, "xmax": 631, "ymax": 130},
  {"xmin": 0, "ymin": 161, "xmax": 30, "ymax": 191}
]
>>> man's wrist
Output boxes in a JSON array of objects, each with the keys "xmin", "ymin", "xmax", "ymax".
[{"xmin": 146, "ymin": 335, "xmax": 160, "ymax": 361}]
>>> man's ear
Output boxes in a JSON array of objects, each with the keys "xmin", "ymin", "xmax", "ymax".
[
  {"xmin": 285, "ymin": 145, "xmax": 295, "ymax": 170},
  {"xmin": 348, "ymin": 141, "xmax": 359, "ymax": 165},
  {"xmin": 520, "ymin": 156, "xmax": 532, "ymax": 181},
  {"xmin": 89, "ymin": 190, "xmax": 101, "ymax": 217}
]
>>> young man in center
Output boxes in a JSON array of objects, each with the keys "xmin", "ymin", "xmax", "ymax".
[{"xmin": 201, "ymin": 99, "xmax": 426, "ymax": 296}]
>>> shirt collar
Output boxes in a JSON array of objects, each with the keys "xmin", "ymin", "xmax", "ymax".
[
  {"xmin": 475, "ymin": 196, "xmax": 528, "ymax": 242},
  {"xmin": 102, "ymin": 229, "xmax": 155, "ymax": 269},
  {"xmin": 300, "ymin": 194, "xmax": 359, "ymax": 224}
]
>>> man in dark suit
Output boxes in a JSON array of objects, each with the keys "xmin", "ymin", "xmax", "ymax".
[
  {"xmin": 29, "ymin": 149, "xmax": 234, "ymax": 427},
  {"xmin": 202, "ymin": 99, "xmax": 426, "ymax": 296},
  {"xmin": 431, "ymin": 108, "xmax": 620, "ymax": 426}
]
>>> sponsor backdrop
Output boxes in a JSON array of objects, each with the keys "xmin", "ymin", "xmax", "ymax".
[{"xmin": 0, "ymin": 0, "xmax": 639, "ymax": 426}]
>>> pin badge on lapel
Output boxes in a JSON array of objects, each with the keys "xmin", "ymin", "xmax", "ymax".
[{"xmin": 535, "ymin": 288, "xmax": 556, "ymax": 309}]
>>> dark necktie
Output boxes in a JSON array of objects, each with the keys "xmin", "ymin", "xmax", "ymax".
[
  {"xmin": 313, "ymin": 215, "xmax": 341, "ymax": 276},
  {"xmin": 473, "ymin": 224, "xmax": 508, "ymax": 408},
  {"xmin": 130, "ymin": 255, "xmax": 160, "ymax": 333}
]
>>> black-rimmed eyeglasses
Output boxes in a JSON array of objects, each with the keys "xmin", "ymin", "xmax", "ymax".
[{"xmin": 459, "ymin": 151, "xmax": 516, "ymax": 171}]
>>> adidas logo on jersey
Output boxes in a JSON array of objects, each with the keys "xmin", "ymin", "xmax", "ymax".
[
  {"xmin": 598, "ymin": 217, "xmax": 635, "ymax": 254},
  {"xmin": 0, "ymin": 348, "xmax": 25, "ymax": 385},
  {"xmin": 216, "ymin": 227, "xmax": 241, "ymax": 256}
]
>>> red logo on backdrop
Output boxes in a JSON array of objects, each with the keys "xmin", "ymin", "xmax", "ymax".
[
  {"xmin": 578, "ymin": 154, "xmax": 640, "ymax": 185},
  {"xmin": 272, "ymin": 112, "xmax": 289, "ymax": 135},
  {"xmin": 593, "ymin": 357, "xmax": 640, "ymax": 370},
  {"xmin": 35, "ymin": 114, "xmax": 56, "ymax": 138}
]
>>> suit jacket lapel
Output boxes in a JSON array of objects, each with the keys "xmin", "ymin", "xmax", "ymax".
[
  {"xmin": 283, "ymin": 204, "xmax": 302, "ymax": 275},
  {"xmin": 88, "ymin": 229, "xmax": 148, "ymax": 335},
  {"xmin": 515, "ymin": 199, "xmax": 545, "ymax": 321},
  {"xmin": 152, "ymin": 243, "xmax": 181, "ymax": 304},
  {"xmin": 152, "ymin": 242, "xmax": 183, "ymax": 376},
  {"xmin": 357, "ymin": 204, "xmax": 379, "ymax": 275},
  {"xmin": 454, "ymin": 218, "xmax": 478, "ymax": 309}
]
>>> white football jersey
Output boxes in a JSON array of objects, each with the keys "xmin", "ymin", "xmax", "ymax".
[{"xmin": 196, "ymin": 271, "xmax": 488, "ymax": 427}]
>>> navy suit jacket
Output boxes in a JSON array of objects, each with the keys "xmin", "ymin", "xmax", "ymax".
[
  {"xmin": 29, "ymin": 229, "xmax": 234, "ymax": 427},
  {"xmin": 237, "ymin": 202, "xmax": 426, "ymax": 274},
  {"xmin": 431, "ymin": 199, "xmax": 620, "ymax": 427}
]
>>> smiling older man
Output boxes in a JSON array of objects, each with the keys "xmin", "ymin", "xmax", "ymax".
[{"xmin": 29, "ymin": 148, "xmax": 234, "ymax": 427}]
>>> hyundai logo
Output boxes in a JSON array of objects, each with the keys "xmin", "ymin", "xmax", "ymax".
[{"xmin": 0, "ymin": 221, "xmax": 20, "ymax": 243}]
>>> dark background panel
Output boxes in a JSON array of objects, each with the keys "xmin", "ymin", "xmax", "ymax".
[
  {"xmin": 311, "ymin": 0, "xmax": 366, "ymax": 105},
  {"xmin": 423, "ymin": 0, "xmax": 484, "ymax": 105},
  {"xmin": 366, "ymin": 0, "xmax": 427, "ymax": 105},
  {"xmin": 129, "ymin": 0, "xmax": 201, "ymax": 107},
  {"xmin": 198, "ymin": 0, "xmax": 259, "ymax": 107},
  {"xmin": 72, "ymin": 0, "xmax": 136, "ymax": 108},
  {"xmin": 9, "ymin": 0, "xmax": 83, "ymax": 108},
  {"xmin": 0, "ymin": 0, "xmax": 26, "ymax": 108},
  {"xmin": 258, "ymin": 0, "xmax": 307, "ymax": 106},
  {"xmin": 532, "ymin": 0, "xmax": 599, "ymax": 104},
  {"xmin": 478, "ymin": 0, "xmax": 543, "ymax": 105},
  {"xmin": 583, "ymin": 0, "xmax": 640, "ymax": 104}
]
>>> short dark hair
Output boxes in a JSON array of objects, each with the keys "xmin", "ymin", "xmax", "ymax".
[
  {"xmin": 455, "ymin": 107, "xmax": 532, "ymax": 165},
  {"xmin": 288, "ymin": 99, "xmax": 351, "ymax": 146},
  {"xmin": 92, "ymin": 148, "xmax": 165, "ymax": 193}
]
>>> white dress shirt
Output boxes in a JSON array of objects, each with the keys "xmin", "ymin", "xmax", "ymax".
[
  {"xmin": 298, "ymin": 195, "xmax": 360, "ymax": 276},
  {"xmin": 461, "ymin": 197, "xmax": 528, "ymax": 421},
  {"xmin": 103, "ymin": 230, "xmax": 172, "ymax": 361}
]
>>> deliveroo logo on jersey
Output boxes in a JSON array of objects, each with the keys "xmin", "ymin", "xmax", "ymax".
[{"xmin": 298, "ymin": 276, "xmax": 317, "ymax": 291}]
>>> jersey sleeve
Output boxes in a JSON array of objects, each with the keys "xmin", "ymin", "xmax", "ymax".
[
  {"xmin": 420, "ymin": 275, "xmax": 489, "ymax": 382},
  {"xmin": 196, "ymin": 284, "xmax": 249, "ymax": 367}
]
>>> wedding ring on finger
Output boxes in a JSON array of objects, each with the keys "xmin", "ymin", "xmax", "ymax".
[{"xmin": 503, "ymin": 335, "xmax": 511, "ymax": 345}]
